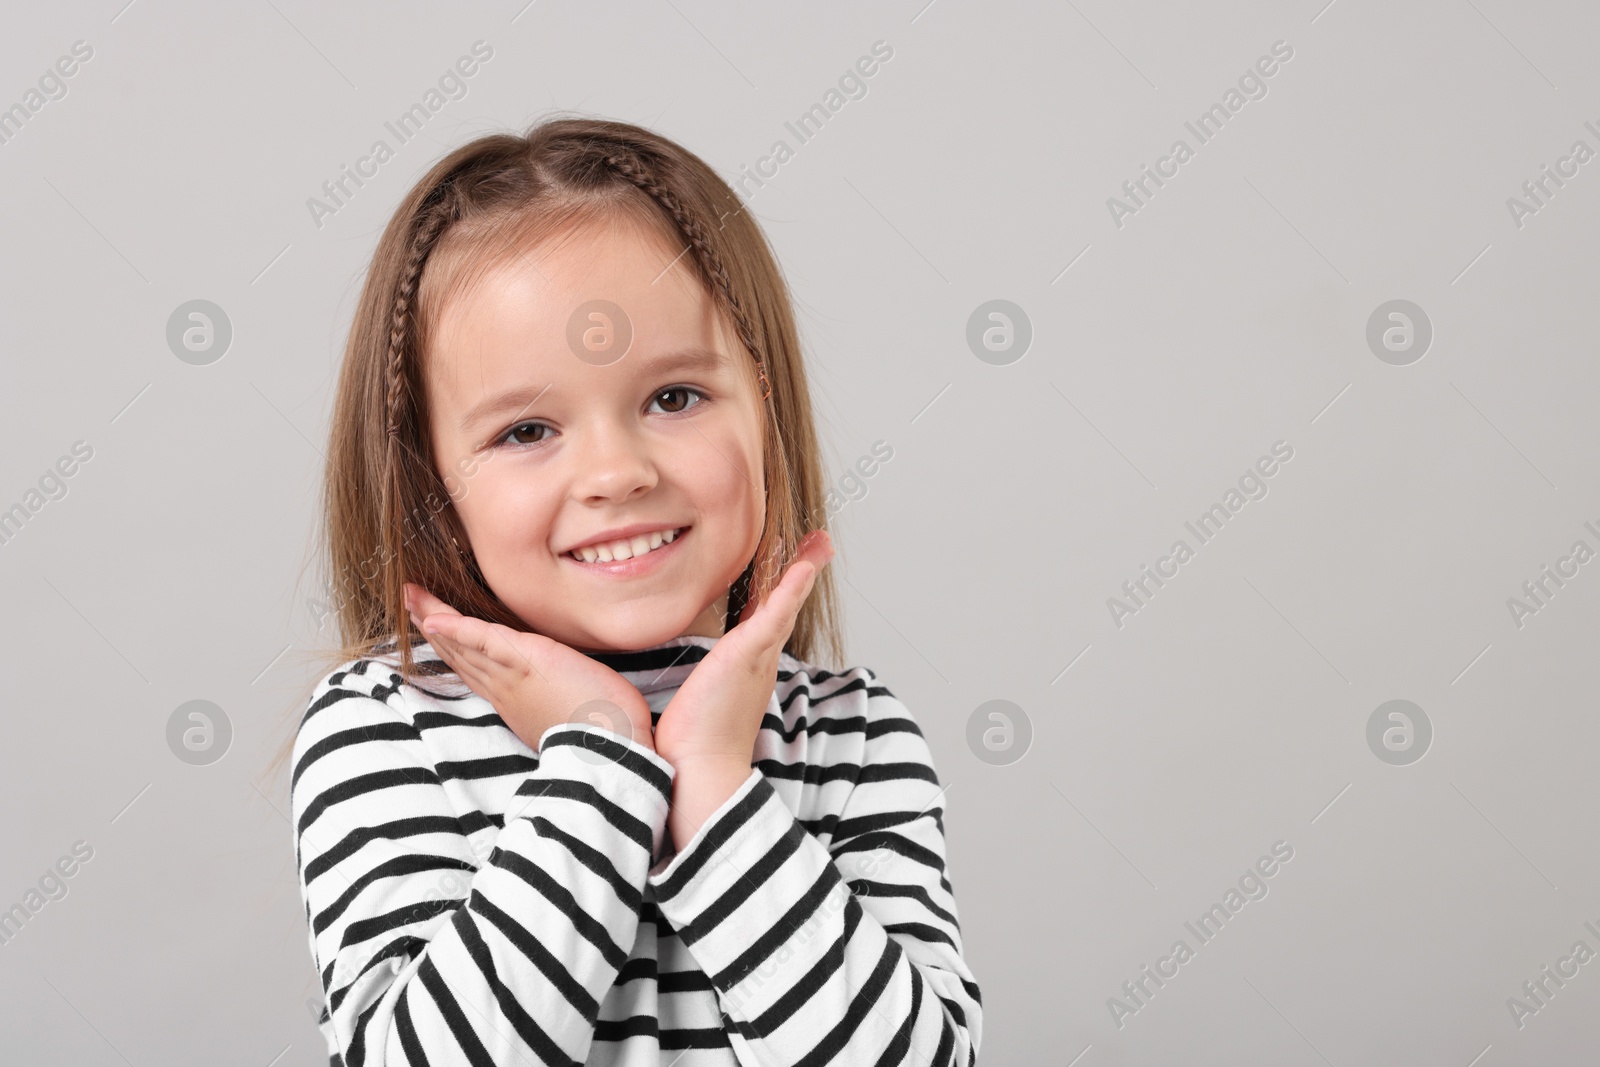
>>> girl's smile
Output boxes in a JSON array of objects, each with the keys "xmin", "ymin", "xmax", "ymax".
[
  {"xmin": 562, "ymin": 522, "xmax": 690, "ymax": 574},
  {"xmin": 421, "ymin": 210, "xmax": 766, "ymax": 654}
]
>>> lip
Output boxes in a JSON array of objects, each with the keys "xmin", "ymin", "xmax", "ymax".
[
  {"xmin": 562, "ymin": 525, "xmax": 689, "ymax": 578},
  {"xmin": 562, "ymin": 521, "xmax": 689, "ymax": 555}
]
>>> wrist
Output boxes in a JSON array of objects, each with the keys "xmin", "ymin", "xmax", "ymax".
[
  {"xmin": 666, "ymin": 755, "xmax": 754, "ymax": 852},
  {"xmin": 666, "ymin": 750, "xmax": 748, "ymax": 774},
  {"xmin": 542, "ymin": 699, "xmax": 655, "ymax": 755}
]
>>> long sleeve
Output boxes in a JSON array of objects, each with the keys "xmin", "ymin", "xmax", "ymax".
[
  {"xmin": 644, "ymin": 670, "xmax": 983, "ymax": 1066},
  {"xmin": 291, "ymin": 675, "xmax": 674, "ymax": 1067}
]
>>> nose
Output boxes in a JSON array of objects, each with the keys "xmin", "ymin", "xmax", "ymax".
[{"xmin": 569, "ymin": 419, "xmax": 658, "ymax": 505}]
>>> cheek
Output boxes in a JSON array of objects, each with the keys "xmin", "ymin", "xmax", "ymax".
[
  {"xmin": 456, "ymin": 468, "xmax": 555, "ymax": 555},
  {"xmin": 688, "ymin": 425, "xmax": 763, "ymax": 525}
]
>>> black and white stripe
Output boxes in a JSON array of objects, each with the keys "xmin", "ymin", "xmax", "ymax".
[{"xmin": 291, "ymin": 635, "xmax": 982, "ymax": 1065}]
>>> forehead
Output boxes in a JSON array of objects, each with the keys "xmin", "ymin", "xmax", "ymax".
[
  {"xmin": 422, "ymin": 215, "xmax": 742, "ymax": 421},
  {"xmin": 425, "ymin": 214, "xmax": 726, "ymax": 374}
]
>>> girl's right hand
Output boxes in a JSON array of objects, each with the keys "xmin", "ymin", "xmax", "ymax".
[{"xmin": 403, "ymin": 583, "xmax": 656, "ymax": 755}]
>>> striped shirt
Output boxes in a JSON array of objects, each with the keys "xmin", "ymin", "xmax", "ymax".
[{"xmin": 291, "ymin": 633, "xmax": 983, "ymax": 1066}]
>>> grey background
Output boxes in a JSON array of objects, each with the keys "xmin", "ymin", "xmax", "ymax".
[{"xmin": 1, "ymin": 0, "xmax": 1596, "ymax": 1063}]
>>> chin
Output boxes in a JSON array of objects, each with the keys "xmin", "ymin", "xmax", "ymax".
[{"xmin": 567, "ymin": 605, "xmax": 706, "ymax": 654}]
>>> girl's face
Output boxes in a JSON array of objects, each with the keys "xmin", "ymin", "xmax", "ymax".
[{"xmin": 423, "ymin": 214, "xmax": 767, "ymax": 654}]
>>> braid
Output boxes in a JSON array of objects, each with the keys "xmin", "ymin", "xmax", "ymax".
[
  {"xmin": 380, "ymin": 184, "xmax": 462, "ymax": 673},
  {"xmin": 386, "ymin": 199, "xmax": 456, "ymax": 440},
  {"xmin": 600, "ymin": 152, "xmax": 768, "ymax": 394}
]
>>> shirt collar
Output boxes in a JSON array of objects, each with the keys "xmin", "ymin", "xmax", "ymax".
[{"xmin": 580, "ymin": 634, "xmax": 721, "ymax": 696}]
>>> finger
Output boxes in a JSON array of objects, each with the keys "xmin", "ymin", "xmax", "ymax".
[
  {"xmin": 404, "ymin": 591, "xmax": 550, "ymax": 698},
  {"xmin": 417, "ymin": 625, "xmax": 470, "ymax": 678},
  {"xmin": 738, "ymin": 558, "xmax": 819, "ymax": 650},
  {"xmin": 443, "ymin": 615, "xmax": 535, "ymax": 677},
  {"xmin": 738, "ymin": 555, "xmax": 822, "ymax": 629},
  {"xmin": 739, "ymin": 531, "xmax": 833, "ymax": 627},
  {"xmin": 407, "ymin": 583, "xmax": 463, "ymax": 620},
  {"xmin": 427, "ymin": 630, "xmax": 494, "ymax": 695},
  {"xmin": 419, "ymin": 612, "xmax": 498, "ymax": 672},
  {"xmin": 422, "ymin": 611, "xmax": 546, "ymax": 686}
]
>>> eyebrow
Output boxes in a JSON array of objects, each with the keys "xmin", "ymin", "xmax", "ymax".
[{"xmin": 457, "ymin": 346, "xmax": 729, "ymax": 431}]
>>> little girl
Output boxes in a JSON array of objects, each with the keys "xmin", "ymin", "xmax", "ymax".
[{"xmin": 289, "ymin": 117, "xmax": 982, "ymax": 1066}]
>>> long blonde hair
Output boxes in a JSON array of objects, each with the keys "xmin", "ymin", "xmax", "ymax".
[{"xmin": 265, "ymin": 116, "xmax": 845, "ymax": 783}]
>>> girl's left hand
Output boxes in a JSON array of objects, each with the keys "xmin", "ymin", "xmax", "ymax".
[{"xmin": 652, "ymin": 530, "xmax": 834, "ymax": 771}]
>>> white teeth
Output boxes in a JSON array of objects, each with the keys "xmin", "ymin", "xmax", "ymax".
[{"xmin": 570, "ymin": 527, "xmax": 683, "ymax": 564}]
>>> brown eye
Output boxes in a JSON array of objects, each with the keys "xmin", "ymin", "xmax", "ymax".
[
  {"xmin": 500, "ymin": 421, "xmax": 551, "ymax": 446},
  {"xmin": 650, "ymin": 387, "xmax": 705, "ymax": 415}
]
